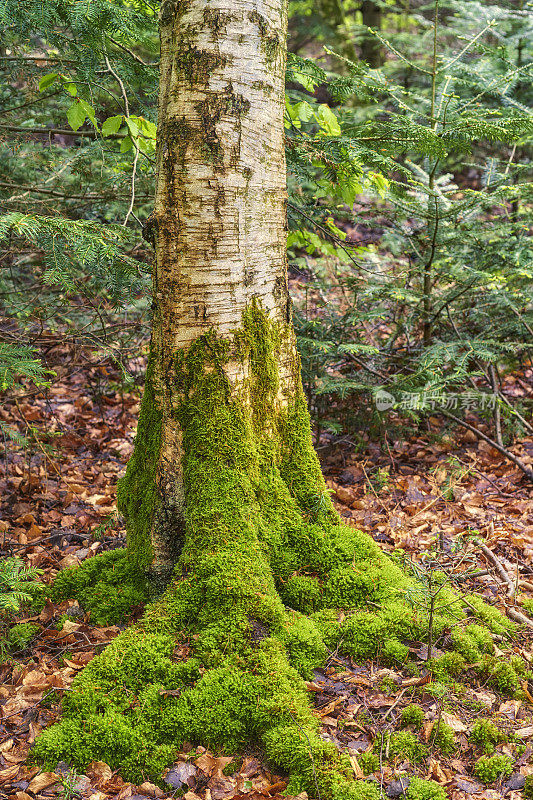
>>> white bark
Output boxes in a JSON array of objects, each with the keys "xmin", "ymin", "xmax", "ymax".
[
  {"xmin": 142, "ymin": 0, "xmax": 295, "ymax": 580},
  {"xmin": 153, "ymin": 0, "xmax": 292, "ymax": 388}
]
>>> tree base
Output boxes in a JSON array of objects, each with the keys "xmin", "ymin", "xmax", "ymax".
[{"xmin": 36, "ymin": 306, "xmax": 526, "ymax": 798}]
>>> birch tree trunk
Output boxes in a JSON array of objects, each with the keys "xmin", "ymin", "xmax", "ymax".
[{"xmin": 118, "ymin": 0, "xmax": 308, "ymax": 586}]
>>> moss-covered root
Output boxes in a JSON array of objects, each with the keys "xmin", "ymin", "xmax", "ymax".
[
  {"xmin": 39, "ymin": 304, "xmax": 520, "ymax": 795},
  {"xmin": 51, "ymin": 548, "xmax": 148, "ymax": 626}
]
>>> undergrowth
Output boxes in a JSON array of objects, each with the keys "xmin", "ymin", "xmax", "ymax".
[{"xmin": 36, "ymin": 303, "xmax": 523, "ymax": 797}]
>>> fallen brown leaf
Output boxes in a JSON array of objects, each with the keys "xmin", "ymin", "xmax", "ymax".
[{"xmin": 27, "ymin": 771, "xmax": 59, "ymax": 792}]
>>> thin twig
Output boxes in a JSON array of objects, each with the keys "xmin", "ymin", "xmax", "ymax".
[
  {"xmin": 106, "ymin": 35, "xmax": 158, "ymax": 67},
  {"xmin": 477, "ymin": 540, "xmax": 515, "ymax": 597},
  {"xmin": 0, "ymin": 123, "xmax": 122, "ymax": 139},
  {"xmin": 382, "ymin": 687, "xmax": 407, "ymax": 720},
  {"xmin": 104, "ymin": 52, "xmax": 130, "ymax": 117},
  {"xmin": 440, "ymin": 409, "xmax": 533, "ymax": 482},
  {"xmin": 123, "ymin": 143, "xmax": 140, "ymax": 227},
  {"xmin": 507, "ymin": 608, "xmax": 533, "ymax": 629}
]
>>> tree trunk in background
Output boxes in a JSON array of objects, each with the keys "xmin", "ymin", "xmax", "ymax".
[
  {"xmin": 118, "ymin": 0, "xmax": 299, "ymax": 587},
  {"xmin": 361, "ymin": 1, "xmax": 383, "ymax": 67}
]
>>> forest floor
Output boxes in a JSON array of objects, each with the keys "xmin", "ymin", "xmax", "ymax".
[{"xmin": 1, "ymin": 341, "xmax": 533, "ymax": 800}]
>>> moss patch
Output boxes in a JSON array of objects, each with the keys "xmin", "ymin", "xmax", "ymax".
[
  {"xmin": 385, "ymin": 731, "xmax": 427, "ymax": 763},
  {"xmin": 400, "ymin": 704, "xmax": 424, "ymax": 730},
  {"xmin": 524, "ymin": 774, "xmax": 533, "ymax": 799},
  {"xmin": 406, "ymin": 777, "xmax": 447, "ymax": 800},
  {"xmin": 116, "ymin": 357, "xmax": 162, "ymax": 576},
  {"xmin": 38, "ymin": 303, "xmax": 521, "ymax": 796},
  {"xmin": 473, "ymin": 753, "xmax": 514, "ymax": 784},
  {"xmin": 428, "ymin": 721, "xmax": 455, "ymax": 755},
  {"xmin": 470, "ymin": 720, "xmax": 503, "ymax": 755},
  {"xmin": 51, "ymin": 548, "xmax": 148, "ymax": 626}
]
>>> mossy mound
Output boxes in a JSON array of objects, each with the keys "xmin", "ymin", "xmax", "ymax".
[
  {"xmin": 34, "ymin": 304, "xmax": 521, "ymax": 796},
  {"xmin": 473, "ymin": 753, "xmax": 514, "ymax": 784},
  {"xmin": 428, "ymin": 721, "xmax": 455, "ymax": 755},
  {"xmin": 51, "ymin": 548, "xmax": 148, "ymax": 626},
  {"xmin": 400, "ymin": 704, "xmax": 425, "ymax": 730},
  {"xmin": 470, "ymin": 720, "xmax": 504, "ymax": 755},
  {"xmin": 405, "ymin": 777, "xmax": 447, "ymax": 800}
]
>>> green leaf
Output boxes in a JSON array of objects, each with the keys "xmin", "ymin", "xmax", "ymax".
[
  {"xmin": 294, "ymin": 101, "xmax": 315, "ymax": 123},
  {"xmin": 101, "ymin": 115, "xmax": 123, "ymax": 137},
  {"xmin": 284, "ymin": 98, "xmax": 314, "ymax": 129},
  {"xmin": 316, "ymin": 104, "xmax": 341, "ymax": 136},
  {"xmin": 125, "ymin": 117, "xmax": 139, "ymax": 137},
  {"xmin": 63, "ymin": 82, "xmax": 78, "ymax": 97},
  {"xmin": 129, "ymin": 115, "xmax": 157, "ymax": 140},
  {"xmin": 38, "ymin": 73, "xmax": 58, "ymax": 92},
  {"xmin": 367, "ymin": 171, "xmax": 389, "ymax": 199},
  {"xmin": 79, "ymin": 99, "xmax": 97, "ymax": 128},
  {"xmin": 292, "ymin": 70, "xmax": 318, "ymax": 91},
  {"xmin": 120, "ymin": 135, "xmax": 133, "ymax": 153},
  {"xmin": 136, "ymin": 136, "xmax": 155, "ymax": 156},
  {"xmin": 66, "ymin": 100, "xmax": 87, "ymax": 131}
]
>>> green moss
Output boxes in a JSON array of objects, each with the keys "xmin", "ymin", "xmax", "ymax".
[
  {"xmin": 332, "ymin": 780, "xmax": 380, "ymax": 800},
  {"xmin": 424, "ymin": 682, "xmax": 447, "ymax": 700},
  {"xmin": 309, "ymin": 608, "xmax": 342, "ymax": 647},
  {"xmin": 522, "ymin": 598, "xmax": 533, "ymax": 618},
  {"xmin": 405, "ymin": 777, "xmax": 447, "ymax": 800},
  {"xmin": 400, "ymin": 704, "xmax": 424, "ymax": 730},
  {"xmin": 51, "ymin": 548, "xmax": 148, "ymax": 626},
  {"xmin": 379, "ymin": 674, "xmax": 397, "ymax": 694},
  {"xmin": 451, "ymin": 623, "xmax": 494, "ymax": 662},
  {"xmin": 466, "ymin": 595, "xmax": 515, "ymax": 636},
  {"xmin": 429, "ymin": 721, "xmax": 455, "ymax": 755},
  {"xmin": 116, "ymin": 360, "xmax": 163, "ymax": 578},
  {"xmin": 280, "ymin": 574, "xmax": 322, "ymax": 613},
  {"xmin": 382, "ymin": 638, "xmax": 409, "ymax": 666},
  {"xmin": 473, "ymin": 753, "xmax": 514, "ymax": 784},
  {"xmin": 7, "ymin": 622, "xmax": 39, "ymax": 650},
  {"xmin": 509, "ymin": 655, "xmax": 527, "ymax": 676},
  {"xmin": 280, "ymin": 612, "xmax": 328, "ymax": 678},
  {"xmin": 524, "ymin": 774, "xmax": 533, "ymax": 799},
  {"xmin": 340, "ymin": 612, "xmax": 386, "ymax": 660},
  {"xmin": 486, "ymin": 659, "xmax": 520, "ymax": 695},
  {"xmin": 385, "ymin": 731, "xmax": 427, "ymax": 763},
  {"xmin": 37, "ymin": 302, "xmax": 518, "ymax": 795},
  {"xmin": 430, "ymin": 651, "xmax": 466, "ymax": 683},
  {"xmin": 222, "ymin": 756, "xmax": 242, "ymax": 776},
  {"xmin": 357, "ymin": 751, "xmax": 379, "ymax": 775},
  {"xmin": 470, "ymin": 720, "xmax": 503, "ymax": 755}
]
